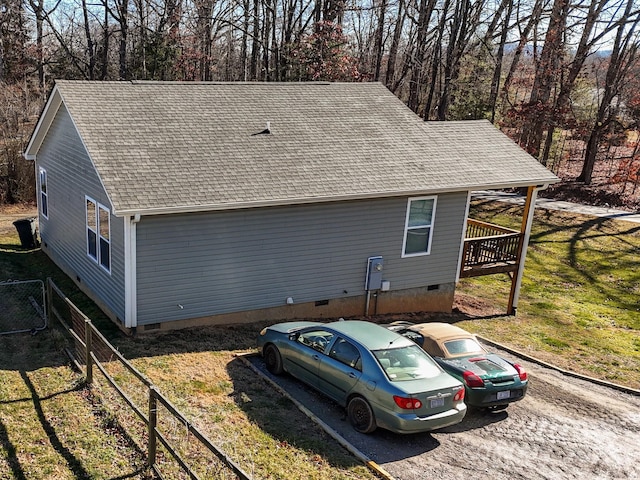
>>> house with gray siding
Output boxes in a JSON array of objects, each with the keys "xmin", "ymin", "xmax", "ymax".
[{"xmin": 24, "ymin": 81, "xmax": 558, "ymax": 332}]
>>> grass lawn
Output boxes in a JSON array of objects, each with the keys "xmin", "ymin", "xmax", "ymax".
[
  {"xmin": 0, "ymin": 199, "xmax": 638, "ymax": 478},
  {"xmin": 455, "ymin": 199, "xmax": 640, "ymax": 389},
  {"xmin": 0, "ymin": 330, "xmax": 151, "ymax": 480}
]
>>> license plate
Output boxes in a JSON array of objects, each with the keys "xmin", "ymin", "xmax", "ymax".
[
  {"xmin": 430, "ymin": 397, "xmax": 445, "ymax": 408},
  {"xmin": 497, "ymin": 390, "xmax": 511, "ymax": 400}
]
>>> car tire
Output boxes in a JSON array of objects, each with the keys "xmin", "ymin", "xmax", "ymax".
[
  {"xmin": 264, "ymin": 344, "xmax": 283, "ymax": 375},
  {"xmin": 347, "ymin": 396, "xmax": 377, "ymax": 434}
]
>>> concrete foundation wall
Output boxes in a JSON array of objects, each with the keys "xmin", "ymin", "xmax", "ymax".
[{"xmin": 137, "ymin": 283, "xmax": 455, "ymax": 333}]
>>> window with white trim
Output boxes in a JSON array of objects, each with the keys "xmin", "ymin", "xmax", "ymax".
[
  {"xmin": 86, "ymin": 197, "xmax": 111, "ymax": 272},
  {"xmin": 39, "ymin": 167, "xmax": 48, "ymax": 218},
  {"xmin": 402, "ymin": 196, "xmax": 437, "ymax": 257},
  {"xmin": 98, "ymin": 205, "xmax": 110, "ymax": 270}
]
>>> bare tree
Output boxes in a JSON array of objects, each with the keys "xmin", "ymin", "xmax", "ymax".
[
  {"xmin": 435, "ymin": 0, "xmax": 473, "ymax": 120},
  {"xmin": 578, "ymin": 0, "xmax": 640, "ymax": 183},
  {"xmin": 519, "ymin": 0, "xmax": 570, "ymax": 157},
  {"xmin": 0, "ymin": 0, "xmax": 30, "ymax": 82},
  {"xmin": 407, "ymin": 0, "xmax": 438, "ymax": 113},
  {"xmin": 385, "ymin": 0, "xmax": 406, "ymax": 90},
  {"xmin": 488, "ymin": 0, "xmax": 514, "ymax": 123}
]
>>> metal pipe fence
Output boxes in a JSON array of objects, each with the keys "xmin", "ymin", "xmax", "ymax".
[
  {"xmin": 45, "ymin": 277, "xmax": 251, "ymax": 480},
  {"xmin": 0, "ymin": 279, "xmax": 47, "ymax": 335}
]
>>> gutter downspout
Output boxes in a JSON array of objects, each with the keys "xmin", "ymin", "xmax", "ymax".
[
  {"xmin": 508, "ymin": 184, "xmax": 548, "ymax": 315},
  {"xmin": 124, "ymin": 213, "xmax": 141, "ymax": 329}
]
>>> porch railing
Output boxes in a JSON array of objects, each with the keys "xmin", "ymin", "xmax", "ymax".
[{"xmin": 461, "ymin": 219, "xmax": 522, "ymax": 276}]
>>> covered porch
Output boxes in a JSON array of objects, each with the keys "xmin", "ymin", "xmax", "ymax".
[{"xmin": 459, "ymin": 187, "xmax": 541, "ymax": 315}]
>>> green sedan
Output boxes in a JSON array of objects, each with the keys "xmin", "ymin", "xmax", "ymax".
[
  {"xmin": 388, "ymin": 322, "xmax": 528, "ymax": 410},
  {"xmin": 258, "ymin": 320, "xmax": 467, "ymax": 434}
]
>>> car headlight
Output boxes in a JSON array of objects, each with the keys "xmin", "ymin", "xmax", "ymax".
[{"xmin": 259, "ymin": 328, "xmax": 268, "ymax": 336}]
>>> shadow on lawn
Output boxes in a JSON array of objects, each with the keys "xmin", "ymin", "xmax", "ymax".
[{"xmin": 0, "ymin": 368, "xmax": 151, "ymax": 480}]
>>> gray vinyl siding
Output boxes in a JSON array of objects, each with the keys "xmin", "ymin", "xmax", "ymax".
[
  {"xmin": 135, "ymin": 193, "xmax": 467, "ymax": 325},
  {"xmin": 35, "ymin": 105, "xmax": 126, "ymax": 322}
]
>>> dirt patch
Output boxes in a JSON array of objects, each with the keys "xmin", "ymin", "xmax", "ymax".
[
  {"xmin": 358, "ymin": 292, "xmax": 505, "ymax": 326},
  {"xmin": 0, "ymin": 204, "xmax": 37, "ymax": 237}
]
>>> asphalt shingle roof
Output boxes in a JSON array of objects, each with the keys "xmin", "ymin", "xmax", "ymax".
[{"xmin": 34, "ymin": 81, "xmax": 559, "ymax": 216}]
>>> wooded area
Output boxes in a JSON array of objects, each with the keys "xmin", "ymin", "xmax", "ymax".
[{"xmin": 1, "ymin": 0, "xmax": 639, "ymax": 207}]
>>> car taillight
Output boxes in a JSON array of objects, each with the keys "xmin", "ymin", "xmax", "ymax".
[
  {"xmin": 463, "ymin": 370, "xmax": 485, "ymax": 388},
  {"xmin": 514, "ymin": 363, "xmax": 528, "ymax": 381},
  {"xmin": 393, "ymin": 395, "xmax": 423, "ymax": 410},
  {"xmin": 453, "ymin": 387, "xmax": 465, "ymax": 402}
]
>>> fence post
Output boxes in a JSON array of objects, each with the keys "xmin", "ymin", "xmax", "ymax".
[
  {"xmin": 45, "ymin": 278, "xmax": 52, "ymax": 324},
  {"xmin": 85, "ymin": 319, "xmax": 93, "ymax": 384},
  {"xmin": 148, "ymin": 386, "xmax": 158, "ymax": 469}
]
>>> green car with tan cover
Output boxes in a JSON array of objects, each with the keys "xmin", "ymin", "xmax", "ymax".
[{"xmin": 389, "ymin": 322, "xmax": 529, "ymax": 410}]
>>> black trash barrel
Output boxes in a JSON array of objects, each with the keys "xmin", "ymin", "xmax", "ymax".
[{"xmin": 13, "ymin": 218, "xmax": 38, "ymax": 249}]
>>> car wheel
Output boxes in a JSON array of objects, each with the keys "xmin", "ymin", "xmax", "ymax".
[
  {"xmin": 264, "ymin": 344, "xmax": 283, "ymax": 375},
  {"xmin": 347, "ymin": 396, "xmax": 377, "ymax": 434}
]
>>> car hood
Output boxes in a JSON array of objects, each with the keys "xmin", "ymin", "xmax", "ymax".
[{"xmin": 440, "ymin": 353, "xmax": 518, "ymax": 380}]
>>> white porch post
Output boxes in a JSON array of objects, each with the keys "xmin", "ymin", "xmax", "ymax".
[{"xmin": 123, "ymin": 214, "xmax": 140, "ymax": 328}]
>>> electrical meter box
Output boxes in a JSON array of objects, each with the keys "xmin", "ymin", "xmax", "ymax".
[{"xmin": 365, "ymin": 256, "xmax": 384, "ymax": 291}]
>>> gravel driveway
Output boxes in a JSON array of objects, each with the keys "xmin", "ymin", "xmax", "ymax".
[{"xmin": 248, "ymin": 345, "xmax": 640, "ymax": 480}]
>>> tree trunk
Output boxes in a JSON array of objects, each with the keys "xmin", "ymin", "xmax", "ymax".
[
  {"xmin": 101, "ymin": 2, "xmax": 110, "ymax": 80},
  {"xmin": 384, "ymin": 0, "xmax": 405, "ymax": 90},
  {"xmin": 407, "ymin": 0, "xmax": 437, "ymax": 114},
  {"xmin": 501, "ymin": 0, "xmax": 543, "ymax": 106},
  {"xmin": 262, "ymin": 0, "xmax": 272, "ymax": 80},
  {"xmin": 196, "ymin": 0, "xmax": 213, "ymax": 81},
  {"xmin": 519, "ymin": 0, "xmax": 569, "ymax": 158},
  {"xmin": 437, "ymin": 0, "xmax": 471, "ymax": 120},
  {"xmin": 250, "ymin": 0, "xmax": 259, "ymax": 80},
  {"xmin": 82, "ymin": 0, "xmax": 96, "ymax": 79},
  {"xmin": 373, "ymin": 0, "xmax": 387, "ymax": 81},
  {"xmin": 489, "ymin": 0, "xmax": 513, "ymax": 123},
  {"xmin": 424, "ymin": 0, "xmax": 451, "ymax": 119},
  {"xmin": 29, "ymin": 0, "xmax": 45, "ymax": 88}
]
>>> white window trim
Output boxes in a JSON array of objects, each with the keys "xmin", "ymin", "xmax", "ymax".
[
  {"xmin": 39, "ymin": 167, "xmax": 48, "ymax": 219},
  {"xmin": 401, "ymin": 196, "xmax": 437, "ymax": 258},
  {"xmin": 85, "ymin": 196, "xmax": 111, "ymax": 274},
  {"xmin": 98, "ymin": 203, "xmax": 111, "ymax": 273},
  {"xmin": 86, "ymin": 196, "xmax": 98, "ymax": 261}
]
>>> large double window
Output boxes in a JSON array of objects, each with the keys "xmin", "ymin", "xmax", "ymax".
[
  {"xmin": 86, "ymin": 197, "xmax": 111, "ymax": 272},
  {"xmin": 402, "ymin": 196, "xmax": 437, "ymax": 257}
]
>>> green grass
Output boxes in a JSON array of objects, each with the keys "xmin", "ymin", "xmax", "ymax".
[
  {"xmin": 455, "ymin": 200, "xmax": 640, "ymax": 388},
  {"xmin": 0, "ymin": 330, "xmax": 151, "ymax": 479}
]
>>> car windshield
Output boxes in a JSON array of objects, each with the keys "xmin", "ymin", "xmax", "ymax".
[
  {"xmin": 442, "ymin": 338, "xmax": 484, "ymax": 357},
  {"xmin": 373, "ymin": 344, "xmax": 442, "ymax": 381}
]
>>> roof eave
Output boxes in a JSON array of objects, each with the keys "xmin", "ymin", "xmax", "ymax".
[
  {"xmin": 113, "ymin": 178, "xmax": 558, "ymax": 217},
  {"xmin": 24, "ymin": 84, "xmax": 63, "ymax": 159}
]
